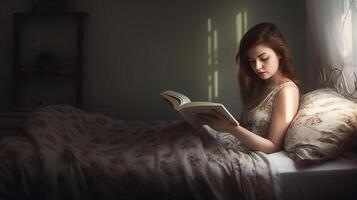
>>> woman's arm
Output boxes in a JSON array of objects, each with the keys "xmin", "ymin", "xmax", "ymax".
[{"xmin": 198, "ymin": 85, "xmax": 299, "ymax": 154}]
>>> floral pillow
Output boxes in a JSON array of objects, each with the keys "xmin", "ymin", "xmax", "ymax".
[{"xmin": 284, "ymin": 88, "xmax": 357, "ymax": 166}]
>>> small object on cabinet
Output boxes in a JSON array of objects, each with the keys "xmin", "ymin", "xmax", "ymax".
[{"xmin": 34, "ymin": 52, "xmax": 58, "ymax": 75}]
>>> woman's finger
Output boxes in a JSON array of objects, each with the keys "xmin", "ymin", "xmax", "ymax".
[
  {"xmin": 212, "ymin": 109, "xmax": 226, "ymax": 119},
  {"xmin": 197, "ymin": 113, "xmax": 217, "ymax": 120},
  {"xmin": 196, "ymin": 114, "xmax": 211, "ymax": 124}
]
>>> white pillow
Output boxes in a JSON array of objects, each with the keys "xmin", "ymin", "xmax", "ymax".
[{"xmin": 284, "ymin": 88, "xmax": 357, "ymax": 166}]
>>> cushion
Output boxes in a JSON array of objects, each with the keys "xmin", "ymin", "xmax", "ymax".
[{"xmin": 284, "ymin": 88, "xmax": 357, "ymax": 166}]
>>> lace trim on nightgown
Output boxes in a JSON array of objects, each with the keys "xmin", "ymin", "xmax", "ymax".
[{"xmin": 242, "ymin": 81, "xmax": 297, "ymax": 138}]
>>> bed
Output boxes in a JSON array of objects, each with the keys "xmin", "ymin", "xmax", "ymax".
[
  {"xmin": 0, "ymin": 68, "xmax": 356, "ymax": 200},
  {"xmin": 267, "ymin": 151, "xmax": 357, "ymax": 200},
  {"xmin": 0, "ymin": 105, "xmax": 283, "ymax": 200}
]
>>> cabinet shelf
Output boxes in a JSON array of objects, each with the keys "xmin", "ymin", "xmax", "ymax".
[
  {"xmin": 11, "ymin": 12, "xmax": 87, "ymax": 111},
  {"xmin": 18, "ymin": 72, "xmax": 79, "ymax": 78}
]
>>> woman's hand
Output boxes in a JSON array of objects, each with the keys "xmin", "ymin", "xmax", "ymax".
[{"xmin": 196, "ymin": 109, "xmax": 239, "ymax": 133}]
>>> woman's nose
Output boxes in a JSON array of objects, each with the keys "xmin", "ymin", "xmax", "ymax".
[{"xmin": 255, "ymin": 60, "xmax": 263, "ymax": 70}]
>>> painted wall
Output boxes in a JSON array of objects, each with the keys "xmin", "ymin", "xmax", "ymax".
[{"xmin": 0, "ymin": 0, "xmax": 306, "ymax": 120}]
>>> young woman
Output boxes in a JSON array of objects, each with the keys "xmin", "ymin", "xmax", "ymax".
[{"xmin": 198, "ymin": 22, "xmax": 300, "ymax": 154}]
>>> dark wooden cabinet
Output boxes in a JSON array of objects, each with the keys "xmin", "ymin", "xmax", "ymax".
[
  {"xmin": 0, "ymin": 112, "xmax": 27, "ymax": 139},
  {"xmin": 11, "ymin": 12, "xmax": 87, "ymax": 111}
]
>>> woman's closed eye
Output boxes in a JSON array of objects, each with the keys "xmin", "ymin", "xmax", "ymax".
[
  {"xmin": 248, "ymin": 56, "xmax": 269, "ymax": 64},
  {"xmin": 260, "ymin": 56, "xmax": 269, "ymax": 61}
]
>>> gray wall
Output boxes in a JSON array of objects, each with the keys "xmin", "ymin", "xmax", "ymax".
[{"xmin": 0, "ymin": 0, "xmax": 306, "ymax": 120}]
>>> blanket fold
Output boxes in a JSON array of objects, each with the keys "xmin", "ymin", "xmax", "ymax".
[{"xmin": 0, "ymin": 105, "xmax": 282, "ymax": 200}]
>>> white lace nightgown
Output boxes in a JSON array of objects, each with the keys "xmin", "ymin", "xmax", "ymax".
[{"xmin": 203, "ymin": 81, "xmax": 298, "ymax": 152}]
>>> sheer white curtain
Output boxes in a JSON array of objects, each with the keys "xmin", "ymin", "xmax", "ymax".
[{"xmin": 306, "ymin": 0, "xmax": 357, "ymax": 96}]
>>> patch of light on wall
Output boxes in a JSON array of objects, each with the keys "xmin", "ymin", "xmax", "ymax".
[
  {"xmin": 236, "ymin": 13, "xmax": 242, "ymax": 47},
  {"xmin": 213, "ymin": 29, "xmax": 218, "ymax": 65},
  {"xmin": 236, "ymin": 11, "xmax": 248, "ymax": 47},
  {"xmin": 208, "ymin": 75, "xmax": 212, "ymax": 101},
  {"xmin": 244, "ymin": 11, "xmax": 247, "ymax": 32},
  {"xmin": 208, "ymin": 36, "xmax": 212, "ymax": 66},
  {"xmin": 214, "ymin": 70, "xmax": 218, "ymax": 97},
  {"xmin": 208, "ymin": 18, "xmax": 212, "ymax": 66},
  {"xmin": 207, "ymin": 18, "xmax": 219, "ymax": 101}
]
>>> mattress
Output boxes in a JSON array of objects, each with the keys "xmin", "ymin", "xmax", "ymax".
[{"xmin": 267, "ymin": 151, "xmax": 357, "ymax": 200}]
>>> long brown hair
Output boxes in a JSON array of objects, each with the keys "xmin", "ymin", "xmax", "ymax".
[{"xmin": 236, "ymin": 22, "xmax": 298, "ymax": 107}]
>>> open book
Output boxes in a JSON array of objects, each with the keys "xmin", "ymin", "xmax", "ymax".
[{"xmin": 160, "ymin": 90, "xmax": 239, "ymax": 128}]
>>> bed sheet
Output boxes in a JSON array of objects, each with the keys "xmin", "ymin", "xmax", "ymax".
[{"xmin": 267, "ymin": 151, "xmax": 357, "ymax": 200}]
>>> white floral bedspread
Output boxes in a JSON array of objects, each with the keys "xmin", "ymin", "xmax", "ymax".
[{"xmin": 0, "ymin": 105, "xmax": 282, "ymax": 200}]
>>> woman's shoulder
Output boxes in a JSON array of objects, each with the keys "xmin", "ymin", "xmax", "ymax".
[
  {"xmin": 272, "ymin": 81, "xmax": 300, "ymax": 119},
  {"xmin": 274, "ymin": 80, "xmax": 300, "ymax": 104},
  {"xmin": 275, "ymin": 79, "xmax": 299, "ymax": 92}
]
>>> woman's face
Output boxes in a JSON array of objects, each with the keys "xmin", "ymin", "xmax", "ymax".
[{"xmin": 246, "ymin": 44, "xmax": 281, "ymax": 80}]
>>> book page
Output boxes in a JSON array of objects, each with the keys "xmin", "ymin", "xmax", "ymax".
[
  {"xmin": 179, "ymin": 102, "xmax": 239, "ymax": 126},
  {"xmin": 160, "ymin": 90, "xmax": 191, "ymax": 110}
]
